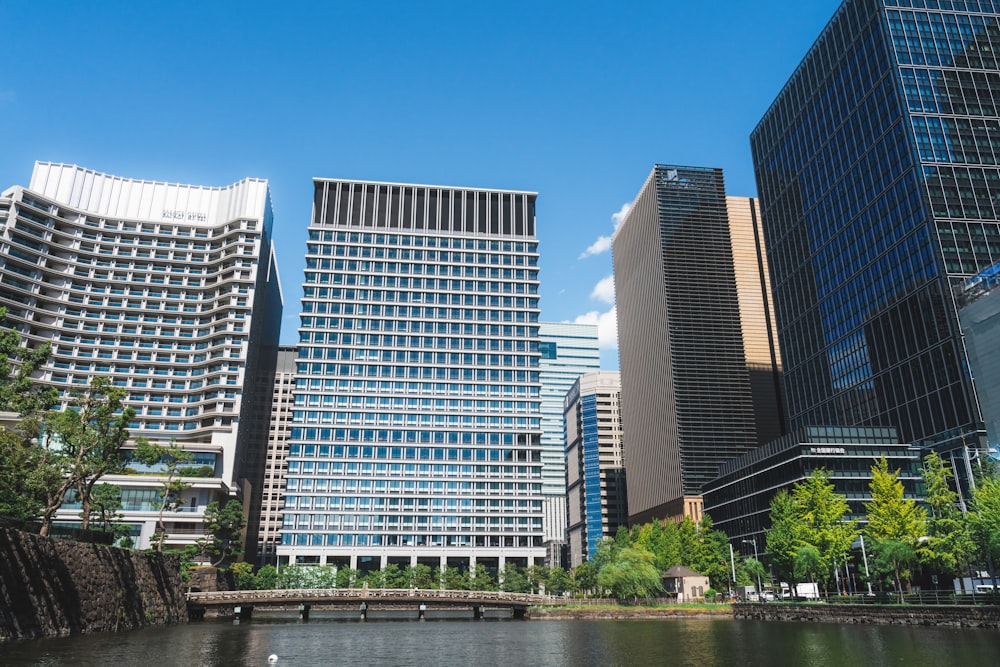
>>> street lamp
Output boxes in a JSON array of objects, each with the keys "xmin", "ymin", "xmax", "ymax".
[{"xmin": 742, "ymin": 538, "xmax": 762, "ymax": 600}]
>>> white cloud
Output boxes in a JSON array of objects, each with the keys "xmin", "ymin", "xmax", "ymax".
[
  {"xmin": 578, "ymin": 201, "xmax": 633, "ymax": 259},
  {"xmin": 573, "ymin": 306, "xmax": 618, "ymax": 350},
  {"xmin": 591, "ymin": 275, "xmax": 615, "ymax": 304},
  {"xmin": 610, "ymin": 201, "xmax": 631, "ymax": 229},
  {"xmin": 579, "ymin": 235, "xmax": 613, "ymax": 259}
]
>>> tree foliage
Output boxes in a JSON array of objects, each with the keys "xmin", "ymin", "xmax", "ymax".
[
  {"xmin": 0, "ymin": 307, "xmax": 58, "ymax": 416},
  {"xmin": 765, "ymin": 469, "xmax": 857, "ymax": 591},
  {"xmin": 865, "ymin": 457, "xmax": 926, "ymax": 543},
  {"xmin": 199, "ymin": 499, "xmax": 246, "ymax": 566},
  {"xmin": 918, "ymin": 451, "xmax": 975, "ymax": 578},
  {"xmin": 132, "ymin": 439, "xmax": 192, "ymax": 551},
  {"xmin": 871, "ymin": 539, "xmax": 917, "ymax": 602},
  {"xmin": 35, "ymin": 378, "xmax": 135, "ymax": 536},
  {"xmin": 595, "ymin": 546, "xmax": 663, "ymax": 601},
  {"xmin": 969, "ymin": 471, "xmax": 1000, "ymax": 566}
]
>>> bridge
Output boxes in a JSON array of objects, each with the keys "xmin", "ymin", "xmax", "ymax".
[{"xmin": 186, "ymin": 587, "xmax": 555, "ymax": 621}]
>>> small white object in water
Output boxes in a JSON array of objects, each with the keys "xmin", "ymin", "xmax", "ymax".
[{"xmin": 268, "ymin": 655, "xmax": 278, "ymax": 664}]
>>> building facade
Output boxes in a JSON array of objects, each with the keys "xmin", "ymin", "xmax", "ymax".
[
  {"xmin": 278, "ymin": 179, "xmax": 545, "ymax": 575},
  {"xmin": 257, "ymin": 345, "xmax": 298, "ymax": 564},
  {"xmin": 612, "ymin": 165, "xmax": 784, "ymax": 525},
  {"xmin": 703, "ymin": 426, "xmax": 923, "ymax": 545},
  {"xmin": 564, "ymin": 371, "xmax": 626, "ymax": 567},
  {"xmin": 751, "ymin": 0, "xmax": 1000, "ymax": 494},
  {"xmin": 958, "ymin": 271, "xmax": 1000, "ymax": 458},
  {"xmin": 538, "ymin": 321, "xmax": 600, "ymax": 563},
  {"xmin": 0, "ymin": 162, "xmax": 282, "ymax": 551}
]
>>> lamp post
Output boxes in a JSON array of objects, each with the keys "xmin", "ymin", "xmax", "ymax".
[
  {"xmin": 859, "ymin": 535, "xmax": 873, "ymax": 595},
  {"xmin": 742, "ymin": 538, "xmax": 762, "ymax": 600}
]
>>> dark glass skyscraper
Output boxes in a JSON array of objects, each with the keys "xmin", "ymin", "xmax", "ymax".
[{"xmin": 751, "ymin": 0, "xmax": 1000, "ymax": 489}]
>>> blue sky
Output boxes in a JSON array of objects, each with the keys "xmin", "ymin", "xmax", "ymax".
[{"xmin": 1, "ymin": 1, "xmax": 842, "ymax": 368}]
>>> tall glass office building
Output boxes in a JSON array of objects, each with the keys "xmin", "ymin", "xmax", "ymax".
[
  {"xmin": 751, "ymin": 0, "xmax": 1000, "ymax": 491},
  {"xmin": 538, "ymin": 321, "xmax": 600, "ymax": 561},
  {"xmin": 279, "ymin": 179, "xmax": 545, "ymax": 574},
  {"xmin": 0, "ymin": 162, "xmax": 282, "ymax": 551}
]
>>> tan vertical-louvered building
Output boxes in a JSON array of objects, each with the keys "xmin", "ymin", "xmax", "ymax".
[{"xmin": 612, "ymin": 165, "xmax": 784, "ymax": 525}]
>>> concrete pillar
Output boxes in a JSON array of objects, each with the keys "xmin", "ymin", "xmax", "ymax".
[
  {"xmin": 298, "ymin": 604, "xmax": 310, "ymax": 621},
  {"xmin": 359, "ymin": 601, "xmax": 368, "ymax": 621},
  {"xmin": 379, "ymin": 554, "xmax": 388, "ymax": 569},
  {"xmin": 350, "ymin": 554, "xmax": 358, "ymax": 570},
  {"xmin": 418, "ymin": 603, "xmax": 427, "ymax": 620}
]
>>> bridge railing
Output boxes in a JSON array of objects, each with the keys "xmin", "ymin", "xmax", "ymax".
[{"xmin": 187, "ymin": 588, "xmax": 553, "ymax": 606}]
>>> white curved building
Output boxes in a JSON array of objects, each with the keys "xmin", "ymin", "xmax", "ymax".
[{"xmin": 0, "ymin": 162, "xmax": 282, "ymax": 551}]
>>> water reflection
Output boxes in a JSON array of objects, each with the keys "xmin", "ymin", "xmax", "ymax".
[{"xmin": 4, "ymin": 617, "xmax": 1000, "ymax": 667}]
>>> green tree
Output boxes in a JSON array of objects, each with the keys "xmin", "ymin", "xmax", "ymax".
[
  {"xmin": 742, "ymin": 557, "xmax": 768, "ymax": 594},
  {"xmin": 645, "ymin": 520, "xmax": 682, "ymax": 572},
  {"xmin": 499, "ymin": 564, "xmax": 530, "ymax": 593},
  {"xmin": 0, "ymin": 306, "xmax": 58, "ymax": 416},
  {"xmin": 254, "ymin": 564, "xmax": 279, "ymax": 590},
  {"xmin": 35, "ymin": 378, "xmax": 135, "ymax": 536},
  {"xmin": 334, "ymin": 566, "xmax": 358, "ymax": 588},
  {"xmin": 441, "ymin": 566, "xmax": 470, "ymax": 590},
  {"xmin": 691, "ymin": 516, "xmax": 735, "ymax": 591},
  {"xmin": 278, "ymin": 564, "xmax": 309, "ymax": 589},
  {"xmin": 765, "ymin": 489, "xmax": 804, "ymax": 584},
  {"xmin": 793, "ymin": 545, "xmax": 822, "ymax": 586},
  {"xmin": 546, "ymin": 566, "xmax": 572, "ymax": 596},
  {"xmin": 872, "ymin": 539, "xmax": 917, "ymax": 603},
  {"xmin": 132, "ymin": 439, "xmax": 192, "ymax": 552},
  {"xmin": 865, "ymin": 457, "xmax": 926, "ymax": 544},
  {"xmin": 405, "ymin": 563, "xmax": 437, "ymax": 589},
  {"xmin": 229, "ymin": 561, "xmax": 255, "ymax": 590},
  {"xmin": 61, "ymin": 379, "xmax": 135, "ymax": 530},
  {"xmin": 596, "ymin": 546, "xmax": 663, "ymax": 602},
  {"xmin": 382, "ymin": 563, "xmax": 408, "ymax": 588},
  {"xmin": 0, "ymin": 309, "xmax": 58, "ymax": 523},
  {"xmin": 361, "ymin": 568, "xmax": 386, "ymax": 588},
  {"xmin": 969, "ymin": 473, "xmax": 1000, "ymax": 569},
  {"xmin": 198, "ymin": 499, "xmax": 246, "ymax": 566},
  {"xmin": 88, "ymin": 483, "xmax": 124, "ymax": 532},
  {"xmin": 0, "ymin": 427, "xmax": 46, "ymax": 521},
  {"xmin": 470, "ymin": 568, "xmax": 497, "ymax": 591},
  {"xmin": 864, "ymin": 457, "xmax": 926, "ymax": 596},
  {"xmin": 919, "ymin": 451, "xmax": 975, "ymax": 582},
  {"xmin": 571, "ymin": 561, "xmax": 597, "ymax": 596}
]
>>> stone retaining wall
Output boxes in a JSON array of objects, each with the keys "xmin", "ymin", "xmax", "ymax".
[
  {"xmin": 734, "ymin": 602, "xmax": 1000, "ymax": 629},
  {"xmin": 0, "ymin": 527, "xmax": 187, "ymax": 642},
  {"xmin": 529, "ymin": 606, "xmax": 733, "ymax": 620}
]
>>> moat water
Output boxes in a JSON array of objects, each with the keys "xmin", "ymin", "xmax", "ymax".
[{"xmin": 4, "ymin": 614, "xmax": 1000, "ymax": 666}]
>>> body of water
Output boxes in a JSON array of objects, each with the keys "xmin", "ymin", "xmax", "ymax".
[{"xmin": 4, "ymin": 616, "xmax": 1000, "ymax": 666}]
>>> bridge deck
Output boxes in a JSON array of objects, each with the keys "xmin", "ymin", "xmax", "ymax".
[{"xmin": 187, "ymin": 588, "xmax": 555, "ymax": 608}]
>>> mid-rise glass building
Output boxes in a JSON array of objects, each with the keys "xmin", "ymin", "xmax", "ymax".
[
  {"xmin": 538, "ymin": 321, "xmax": 600, "ymax": 562},
  {"xmin": 0, "ymin": 162, "xmax": 282, "ymax": 551},
  {"xmin": 703, "ymin": 426, "xmax": 923, "ymax": 544},
  {"xmin": 278, "ymin": 179, "xmax": 545, "ymax": 574},
  {"xmin": 564, "ymin": 371, "xmax": 626, "ymax": 567},
  {"xmin": 751, "ymin": 0, "xmax": 1000, "ymax": 493}
]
